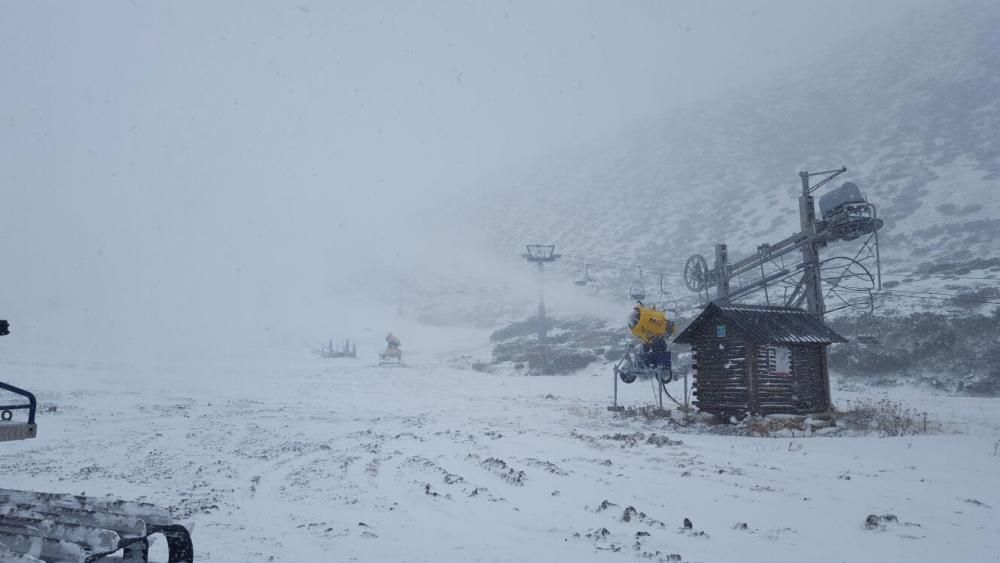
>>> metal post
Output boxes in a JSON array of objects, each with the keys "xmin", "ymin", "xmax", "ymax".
[
  {"xmin": 821, "ymin": 346, "xmax": 833, "ymax": 410},
  {"xmin": 873, "ymin": 206, "xmax": 883, "ymax": 290},
  {"xmin": 684, "ymin": 370, "xmax": 689, "ymax": 411},
  {"xmin": 658, "ymin": 376, "xmax": 663, "ymax": 410},
  {"xmin": 612, "ymin": 368, "xmax": 619, "ymax": 409},
  {"xmin": 799, "ymin": 171, "xmax": 825, "ymax": 318},
  {"xmin": 758, "ymin": 244, "xmax": 771, "ymax": 305},
  {"xmin": 714, "ymin": 244, "xmax": 729, "ymax": 303},
  {"xmin": 537, "ymin": 261, "xmax": 546, "ymax": 340}
]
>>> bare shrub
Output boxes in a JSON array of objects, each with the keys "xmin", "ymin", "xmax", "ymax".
[
  {"xmin": 743, "ymin": 416, "xmax": 807, "ymax": 437},
  {"xmin": 613, "ymin": 405, "xmax": 673, "ymax": 421},
  {"xmin": 836, "ymin": 398, "xmax": 931, "ymax": 436}
]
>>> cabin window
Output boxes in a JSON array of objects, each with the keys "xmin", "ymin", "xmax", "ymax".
[
  {"xmin": 768, "ymin": 346, "xmax": 791, "ymax": 376},
  {"xmin": 715, "ymin": 324, "xmax": 727, "ymax": 337}
]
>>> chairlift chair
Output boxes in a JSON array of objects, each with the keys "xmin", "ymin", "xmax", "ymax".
[
  {"xmin": 655, "ymin": 273, "xmax": 679, "ymax": 312},
  {"xmin": 855, "ymin": 311, "xmax": 882, "ymax": 346},
  {"xmin": 628, "ymin": 267, "xmax": 646, "ymax": 302},
  {"xmin": 574, "ymin": 263, "xmax": 600, "ymax": 294}
]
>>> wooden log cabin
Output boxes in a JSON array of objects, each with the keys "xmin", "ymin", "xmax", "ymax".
[{"xmin": 673, "ymin": 303, "xmax": 846, "ymax": 419}]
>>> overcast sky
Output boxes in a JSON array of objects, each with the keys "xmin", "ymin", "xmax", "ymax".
[{"xmin": 0, "ymin": 0, "xmax": 940, "ymax": 360}]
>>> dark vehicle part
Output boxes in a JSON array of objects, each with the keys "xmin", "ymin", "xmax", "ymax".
[{"xmin": 0, "ymin": 319, "xmax": 194, "ymax": 562}]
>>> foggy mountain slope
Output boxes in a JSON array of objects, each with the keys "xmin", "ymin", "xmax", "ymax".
[{"xmin": 474, "ymin": 1, "xmax": 1000, "ymax": 303}]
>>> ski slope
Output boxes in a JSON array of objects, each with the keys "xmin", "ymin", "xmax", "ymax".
[{"xmin": 2, "ymin": 325, "xmax": 998, "ymax": 563}]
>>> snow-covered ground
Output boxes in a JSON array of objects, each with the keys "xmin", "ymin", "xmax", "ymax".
[{"xmin": 2, "ymin": 327, "xmax": 999, "ymax": 562}]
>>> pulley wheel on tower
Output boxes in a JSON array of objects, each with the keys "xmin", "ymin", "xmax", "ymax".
[{"xmin": 683, "ymin": 254, "xmax": 709, "ymax": 292}]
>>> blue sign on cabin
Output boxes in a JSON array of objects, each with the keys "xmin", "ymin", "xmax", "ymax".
[{"xmin": 716, "ymin": 324, "xmax": 727, "ymax": 337}]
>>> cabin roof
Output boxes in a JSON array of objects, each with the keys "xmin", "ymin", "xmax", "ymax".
[{"xmin": 673, "ymin": 303, "xmax": 847, "ymax": 345}]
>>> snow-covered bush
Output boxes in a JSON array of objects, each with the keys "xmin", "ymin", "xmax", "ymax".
[
  {"xmin": 835, "ymin": 398, "xmax": 932, "ymax": 436},
  {"xmin": 489, "ymin": 316, "xmax": 629, "ymax": 375},
  {"xmin": 828, "ymin": 310, "xmax": 1000, "ymax": 396}
]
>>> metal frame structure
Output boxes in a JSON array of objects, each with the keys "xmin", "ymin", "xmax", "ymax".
[
  {"xmin": 608, "ymin": 345, "xmax": 690, "ymax": 413},
  {"xmin": 0, "ymin": 381, "xmax": 36, "ymax": 442},
  {"xmin": 307, "ymin": 338, "xmax": 358, "ymax": 359},
  {"xmin": 522, "ymin": 244, "xmax": 560, "ymax": 340},
  {"xmin": 683, "ymin": 167, "xmax": 883, "ymax": 319}
]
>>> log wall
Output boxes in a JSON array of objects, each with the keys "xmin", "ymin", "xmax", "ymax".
[
  {"xmin": 749, "ymin": 344, "xmax": 830, "ymax": 415},
  {"xmin": 683, "ymin": 306, "xmax": 836, "ymax": 417},
  {"xmin": 689, "ymin": 319, "xmax": 751, "ymax": 418}
]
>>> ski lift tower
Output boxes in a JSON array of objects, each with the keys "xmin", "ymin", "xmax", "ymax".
[
  {"xmin": 523, "ymin": 244, "xmax": 560, "ymax": 340},
  {"xmin": 682, "ymin": 166, "xmax": 883, "ymax": 319}
]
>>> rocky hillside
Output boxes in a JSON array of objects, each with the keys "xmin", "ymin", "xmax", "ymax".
[{"xmin": 473, "ymin": 0, "xmax": 1000, "ymax": 314}]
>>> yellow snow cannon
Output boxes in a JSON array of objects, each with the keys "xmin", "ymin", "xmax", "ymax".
[
  {"xmin": 628, "ymin": 305, "xmax": 673, "ymax": 344},
  {"xmin": 615, "ymin": 305, "xmax": 675, "ymax": 384}
]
